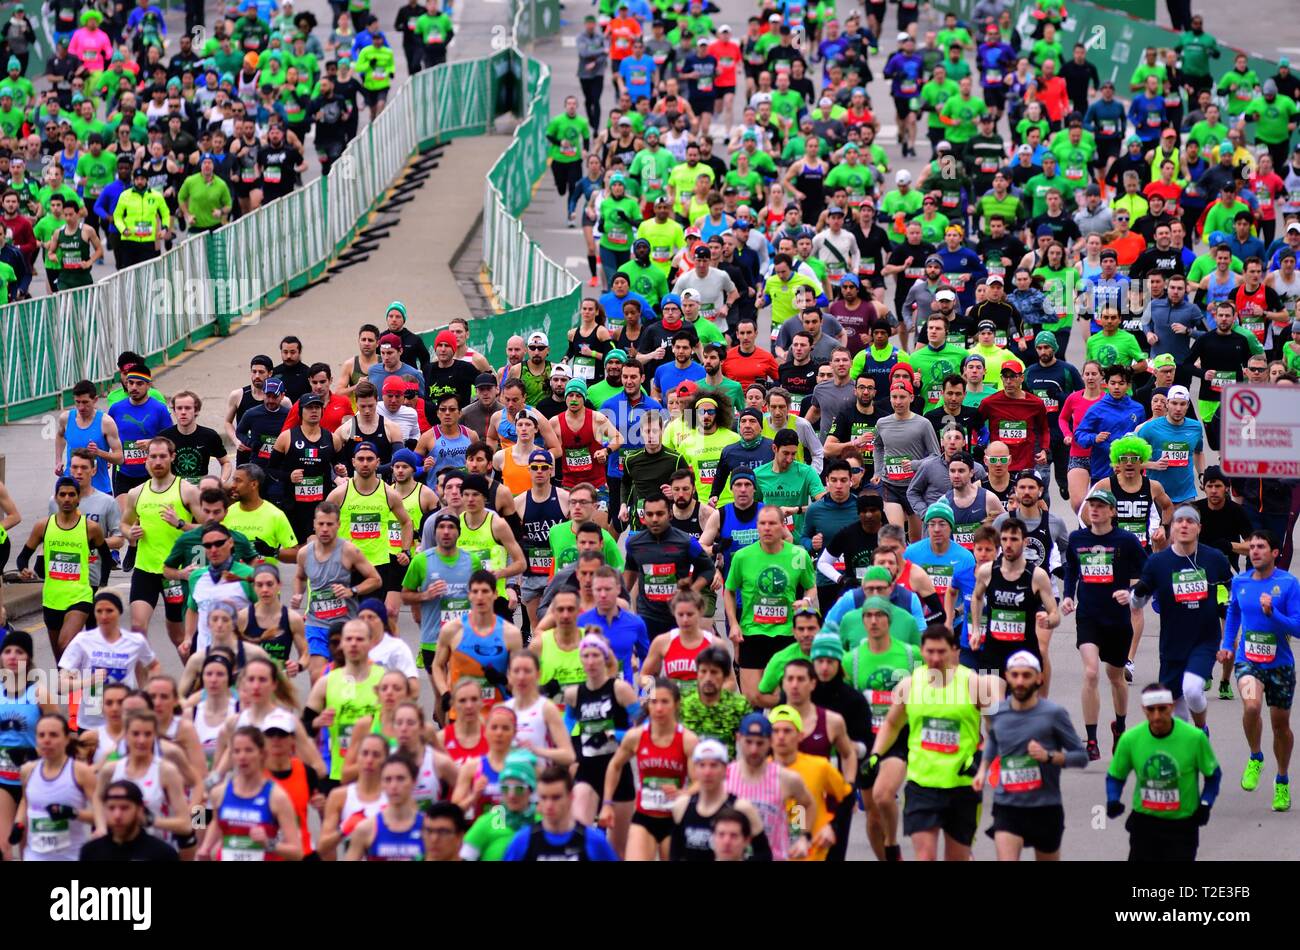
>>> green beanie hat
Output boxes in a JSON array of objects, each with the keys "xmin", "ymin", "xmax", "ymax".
[{"xmin": 499, "ymin": 750, "xmax": 538, "ymax": 788}]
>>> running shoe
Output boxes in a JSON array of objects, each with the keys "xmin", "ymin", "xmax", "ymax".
[
  {"xmin": 567, "ymin": 214, "xmax": 575, "ymax": 229},
  {"xmin": 1273, "ymin": 781, "xmax": 1291, "ymax": 812},
  {"xmin": 588, "ymin": 275, "xmax": 599, "ymax": 287},
  {"xmin": 1124, "ymin": 660, "xmax": 1134, "ymax": 683},
  {"xmin": 1086, "ymin": 739, "xmax": 1100, "ymax": 761},
  {"xmin": 1111, "ymin": 720, "xmax": 1122, "ymax": 753},
  {"xmin": 1203, "ymin": 678, "xmax": 1211, "ymax": 691},
  {"xmin": 1219, "ymin": 680, "xmax": 1234, "ymax": 700},
  {"xmin": 1242, "ymin": 758, "xmax": 1263, "ymax": 791}
]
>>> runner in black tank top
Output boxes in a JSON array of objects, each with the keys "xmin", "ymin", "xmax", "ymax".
[
  {"xmin": 980, "ymin": 554, "xmax": 1043, "ymax": 673},
  {"xmin": 794, "ymin": 159, "xmax": 827, "ymax": 224},
  {"xmin": 243, "ymin": 604, "xmax": 295, "ymax": 668},
  {"xmin": 235, "ymin": 386, "xmax": 263, "ymax": 429},
  {"xmin": 670, "ymin": 501, "xmax": 703, "ymax": 539},
  {"xmin": 1112, "ymin": 474, "xmax": 1155, "ymax": 551},
  {"xmin": 573, "ymin": 679, "xmax": 632, "ymax": 797},
  {"xmin": 671, "ymin": 791, "xmax": 740, "ymax": 861},
  {"xmin": 521, "ymin": 487, "xmax": 566, "ymax": 580},
  {"xmin": 343, "ymin": 416, "xmax": 394, "ymax": 471},
  {"xmin": 283, "ymin": 425, "xmax": 337, "ymax": 542},
  {"xmin": 566, "ymin": 326, "xmax": 612, "ymax": 385}
]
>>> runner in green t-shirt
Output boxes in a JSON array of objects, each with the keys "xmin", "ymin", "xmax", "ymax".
[
  {"xmin": 724, "ymin": 506, "xmax": 818, "ymax": 697},
  {"xmin": 1107, "ymin": 687, "xmax": 1220, "ymax": 859},
  {"xmin": 753, "ymin": 436, "xmax": 824, "ymax": 537}
]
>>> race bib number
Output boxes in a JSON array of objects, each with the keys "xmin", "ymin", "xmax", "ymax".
[
  {"xmin": 221, "ymin": 836, "xmax": 266, "ymax": 861},
  {"xmin": 350, "ymin": 511, "xmax": 381, "ymax": 540},
  {"xmin": 1031, "ymin": 389, "xmax": 1059, "ymax": 413},
  {"xmin": 1172, "ymin": 568, "xmax": 1207, "ymax": 605},
  {"xmin": 48, "ymin": 552, "xmax": 82, "ymax": 582},
  {"xmin": 389, "ymin": 521, "xmax": 404, "ymax": 548},
  {"xmin": 643, "ymin": 563, "xmax": 678, "ymax": 601},
  {"xmin": 988, "ymin": 607, "xmax": 1026, "ymax": 641},
  {"xmin": 28, "ymin": 817, "xmax": 70, "ymax": 854},
  {"xmin": 1161, "ymin": 442, "xmax": 1190, "ymax": 467},
  {"xmin": 883, "ymin": 455, "xmax": 912, "ymax": 481},
  {"xmin": 572, "ymin": 357, "xmax": 597, "ymax": 380},
  {"xmin": 565, "ymin": 446, "xmax": 593, "ymax": 470},
  {"xmin": 123, "ymin": 444, "xmax": 148, "ymax": 464},
  {"xmin": 1140, "ymin": 779, "xmax": 1180, "ymax": 812},
  {"xmin": 163, "ymin": 580, "xmax": 186, "ymax": 605},
  {"xmin": 954, "ymin": 523, "xmax": 979, "ymax": 549},
  {"xmin": 999, "ymin": 754, "xmax": 1043, "ymax": 792},
  {"xmin": 526, "ymin": 546, "xmax": 553, "ymax": 576},
  {"xmin": 1080, "ymin": 550, "xmax": 1114, "ymax": 583},
  {"xmin": 920, "ymin": 716, "xmax": 960, "ymax": 753},
  {"xmin": 998, "ymin": 420, "xmax": 1028, "ymax": 443},
  {"xmin": 263, "ymin": 167, "xmax": 282, "ymax": 184},
  {"xmin": 1210, "ymin": 371, "xmax": 1235, "ymax": 394},
  {"xmin": 754, "ymin": 598, "xmax": 789, "ymax": 624},
  {"xmin": 927, "ymin": 563, "xmax": 953, "ymax": 595},
  {"xmin": 294, "ymin": 475, "xmax": 324, "ymax": 501},
  {"xmin": 639, "ymin": 776, "xmax": 679, "ymax": 812},
  {"xmin": 1243, "ymin": 630, "xmax": 1277, "ymax": 664},
  {"xmin": 309, "ymin": 589, "xmax": 348, "ymax": 620}
]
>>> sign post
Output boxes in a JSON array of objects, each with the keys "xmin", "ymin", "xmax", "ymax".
[{"xmin": 1219, "ymin": 385, "xmax": 1300, "ymax": 478}]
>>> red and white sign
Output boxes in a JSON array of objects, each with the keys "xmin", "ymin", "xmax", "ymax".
[{"xmin": 1220, "ymin": 384, "xmax": 1300, "ymax": 478}]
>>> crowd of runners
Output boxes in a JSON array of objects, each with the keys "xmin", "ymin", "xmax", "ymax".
[
  {"xmin": 0, "ymin": 0, "xmax": 458, "ymax": 299},
  {"xmin": 0, "ymin": 0, "xmax": 1298, "ymax": 862}
]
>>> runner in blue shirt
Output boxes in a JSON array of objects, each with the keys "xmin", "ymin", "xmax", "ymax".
[
  {"xmin": 578, "ymin": 565, "xmax": 650, "ymax": 686},
  {"xmin": 1136, "ymin": 384, "xmax": 1205, "ymax": 505},
  {"xmin": 904, "ymin": 501, "xmax": 977, "ymax": 644},
  {"xmin": 1132, "ymin": 505, "xmax": 1232, "ymax": 730},
  {"xmin": 1220, "ymin": 528, "xmax": 1300, "ymax": 812}
]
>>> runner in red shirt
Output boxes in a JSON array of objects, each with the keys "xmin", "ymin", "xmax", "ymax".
[
  {"xmin": 975, "ymin": 358, "xmax": 1051, "ymax": 472},
  {"xmin": 707, "ymin": 26, "xmax": 741, "ymax": 124}
]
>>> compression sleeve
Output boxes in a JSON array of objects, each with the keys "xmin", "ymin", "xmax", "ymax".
[
  {"xmin": 1201, "ymin": 766, "xmax": 1222, "ymax": 806},
  {"xmin": 1106, "ymin": 774, "xmax": 1126, "ymax": 804}
]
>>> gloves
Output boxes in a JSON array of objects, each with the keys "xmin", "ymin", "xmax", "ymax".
[
  {"xmin": 1106, "ymin": 800, "xmax": 1125, "ymax": 820},
  {"xmin": 7, "ymin": 822, "xmax": 23, "ymax": 845},
  {"xmin": 440, "ymin": 691, "xmax": 452, "ymax": 713},
  {"xmin": 302, "ymin": 850, "xmax": 322, "ymax": 862},
  {"xmin": 1194, "ymin": 803, "xmax": 1212, "ymax": 827},
  {"xmin": 45, "ymin": 804, "xmax": 78, "ymax": 821},
  {"xmin": 482, "ymin": 665, "xmax": 508, "ymax": 689},
  {"xmin": 958, "ymin": 749, "xmax": 981, "ymax": 779},
  {"xmin": 861, "ymin": 753, "xmax": 880, "ymax": 785}
]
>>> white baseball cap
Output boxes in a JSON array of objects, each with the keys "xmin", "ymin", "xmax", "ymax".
[
  {"xmin": 896, "ymin": 169, "xmax": 912, "ymax": 185},
  {"xmin": 259, "ymin": 708, "xmax": 298, "ymax": 735},
  {"xmin": 1167, "ymin": 385, "xmax": 1191, "ymax": 401},
  {"xmin": 692, "ymin": 738, "xmax": 729, "ymax": 762},
  {"xmin": 1005, "ymin": 651, "xmax": 1041, "ymax": 673}
]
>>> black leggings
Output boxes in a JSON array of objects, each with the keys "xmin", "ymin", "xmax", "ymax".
[
  {"xmin": 552, "ymin": 159, "xmax": 583, "ymax": 198},
  {"xmin": 580, "ymin": 76, "xmax": 604, "ymax": 129}
]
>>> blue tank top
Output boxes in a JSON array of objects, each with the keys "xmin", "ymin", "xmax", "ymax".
[
  {"xmin": 217, "ymin": 777, "xmax": 278, "ymax": 858},
  {"xmin": 454, "ymin": 616, "xmax": 509, "ymax": 701},
  {"xmin": 521, "ymin": 488, "xmax": 566, "ymax": 579},
  {"xmin": 1205, "ymin": 270, "xmax": 1238, "ymax": 307},
  {"xmin": 423, "ymin": 425, "xmax": 474, "ymax": 485},
  {"xmin": 0, "ymin": 682, "xmax": 39, "ymax": 783},
  {"xmin": 719, "ymin": 501, "xmax": 765, "ymax": 575},
  {"xmin": 367, "ymin": 810, "xmax": 425, "ymax": 861},
  {"xmin": 64, "ymin": 410, "xmax": 112, "ymax": 494}
]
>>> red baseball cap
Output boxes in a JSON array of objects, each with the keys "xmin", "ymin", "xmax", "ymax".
[
  {"xmin": 1000, "ymin": 358, "xmax": 1025, "ymax": 375},
  {"xmin": 382, "ymin": 375, "xmax": 408, "ymax": 395}
]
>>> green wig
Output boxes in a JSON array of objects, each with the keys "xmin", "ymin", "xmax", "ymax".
[{"xmin": 1109, "ymin": 434, "xmax": 1152, "ymax": 466}]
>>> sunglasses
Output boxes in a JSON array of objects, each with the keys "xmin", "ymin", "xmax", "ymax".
[
  {"xmin": 529, "ymin": 463, "xmax": 552, "ymax": 472},
  {"xmin": 986, "ymin": 455, "xmax": 1010, "ymax": 464},
  {"xmin": 528, "ymin": 345, "xmax": 547, "ymax": 351},
  {"xmin": 500, "ymin": 783, "xmax": 531, "ymax": 795},
  {"xmin": 201, "ymin": 539, "xmax": 229, "ymax": 548},
  {"xmin": 849, "ymin": 467, "xmax": 864, "ymax": 475}
]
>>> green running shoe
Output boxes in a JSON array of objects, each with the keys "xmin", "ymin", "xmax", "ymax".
[
  {"xmin": 1242, "ymin": 758, "xmax": 1263, "ymax": 791},
  {"xmin": 1219, "ymin": 680, "xmax": 1234, "ymax": 700},
  {"xmin": 1273, "ymin": 781, "xmax": 1291, "ymax": 812}
]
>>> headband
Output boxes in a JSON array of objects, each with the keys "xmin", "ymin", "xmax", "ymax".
[
  {"xmin": 1141, "ymin": 689, "xmax": 1174, "ymax": 707},
  {"xmin": 579, "ymin": 634, "xmax": 614, "ymax": 661}
]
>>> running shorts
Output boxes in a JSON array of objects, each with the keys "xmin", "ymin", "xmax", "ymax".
[
  {"xmin": 988, "ymin": 802, "xmax": 1065, "ymax": 853},
  {"xmin": 1075, "ymin": 615, "xmax": 1130, "ymax": 669},
  {"xmin": 902, "ymin": 781, "xmax": 980, "ymax": 845},
  {"xmin": 1234, "ymin": 661, "xmax": 1296, "ymax": 710}
]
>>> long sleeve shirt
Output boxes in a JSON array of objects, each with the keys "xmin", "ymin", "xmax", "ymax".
[
  {"xmin": 984, "ymin": 698, "xmax": 1088, "ymax": 807},
  {"xmin": 975, "ymin": 389, "xmax": 1051, "ymax": 472},
  {"xmin": 1223, "ymin": 567, "xmax": 1300, "ymax": 668},
  {"xmin": 1072, "ymin": 393, "xmax": 1145, "ymax": 480}
]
